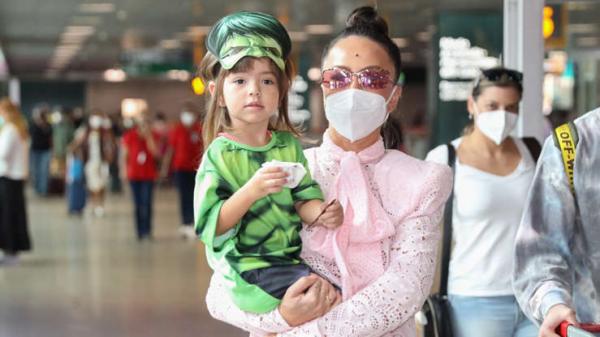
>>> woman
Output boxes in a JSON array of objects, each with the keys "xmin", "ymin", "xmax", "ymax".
[
  {"xmin": 425, "ymin": 68, "xmax": 539, "ymax": 337},
  {"xmin": 203, "ymin": 6, "xmax": 452, "ymax": 336},
  {"xmin": 121, "ymin": 111, "xmax": 159, "ymax": 241},
  {"xmin": 69, "ymin": 110, "xmax": 116, "ymax": 217},
  {"xmin": 0, "ymin": 98, "xmax": 31, "ymax": 265}
]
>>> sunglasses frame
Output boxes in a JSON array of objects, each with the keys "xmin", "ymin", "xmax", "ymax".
[{"xmin": 321, "ymin": 66, "xmax": 394, "ymax": 90}]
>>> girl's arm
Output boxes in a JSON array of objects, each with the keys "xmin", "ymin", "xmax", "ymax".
[
  {"xmin": 295, "ymin": 200, "xmax": 343, "ymax": 229},
  {"xmin": 215, "ymin": 166, "xmax": 288, "ymax": 235}
]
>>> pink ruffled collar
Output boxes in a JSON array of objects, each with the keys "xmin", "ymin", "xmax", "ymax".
[{"xmin": 304, "ymin": 130, "xmax": 395, "ymax": 298}]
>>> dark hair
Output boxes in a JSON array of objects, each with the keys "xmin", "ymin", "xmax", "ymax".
[
  {"xmin": 322, "ymin": 6, "xmax": 402, "ymax": 82},
  {"xmin": 464, "ymin": 67, "xmax": 524, "ymax": 135},
  {"xmin": 472, "ymin": 67, "xmax": 523, "ymax": 99},
  {"xmin": 381, "ymin": 115, "xmax": 404, "ymax": 150},
  {"xmin": 323, "ymin": 6, "xmax": 403, "ymax": 148}
]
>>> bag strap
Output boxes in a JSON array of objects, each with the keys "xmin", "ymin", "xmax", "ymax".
[
  {"xmin": 521, "ymin": 137, "xmax": 542, "ymax": 163},
  {"xmin": 439, "ymin": 143, "xmax": 456, "ymax": 296},
  {"xmin": 552, "ymin": 121, "xmax": 579, "ymax": 192}
]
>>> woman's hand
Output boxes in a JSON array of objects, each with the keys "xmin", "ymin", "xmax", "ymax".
[
  {"xmin": 538, "ymin": 304, "xmax": 577, "ymax": 337},
  {"xmin": 316, "ymin": 200, "xmax": 344, "ymax": 229},
  {"xmin": 278, "ymin": 274, "xmax": 341, "ymax": 327},
  {"xmin": 244, "ymin": 166, "xmax": 289, "ymax": 201}
]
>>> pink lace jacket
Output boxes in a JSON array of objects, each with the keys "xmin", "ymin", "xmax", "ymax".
[{"xmin": 205, "ymin": 131, "xmax": 453, "ymax": 337}]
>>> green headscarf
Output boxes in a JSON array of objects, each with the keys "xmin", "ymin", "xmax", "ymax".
[{"xmin": 206, "ymin": 11, "xmax": 291, "ymax": 70}]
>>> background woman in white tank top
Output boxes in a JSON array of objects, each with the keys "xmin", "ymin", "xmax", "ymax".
[{"xmin": 426, "ymin": 68, "xmax": 538, "ymax": 337}]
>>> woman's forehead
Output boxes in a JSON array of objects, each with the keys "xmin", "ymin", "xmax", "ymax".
[
  {"xmin": 478, "ymin": 86, "xmax": 521, "ymax": 103},
  {"xmin": 323, "ymin": 36, "xmax": 393, "ymax": 72}
]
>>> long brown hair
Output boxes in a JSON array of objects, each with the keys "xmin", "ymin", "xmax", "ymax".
[
  {"xmin": 0, "ymin": 98, "xmax": 29, "ymax": 140},
  {"xmin": 198, "ymin": 53, "xmax": 297, "ymax": 146}
]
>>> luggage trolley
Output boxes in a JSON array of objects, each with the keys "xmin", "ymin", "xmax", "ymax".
[{"xmin": 558, "ymin": 321, "xmax": 600, "ymax": 337}]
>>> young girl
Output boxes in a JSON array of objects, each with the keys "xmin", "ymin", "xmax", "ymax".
[{"xmin": 195, "ymin": 11, "xmax": 343, "ymax": 314}]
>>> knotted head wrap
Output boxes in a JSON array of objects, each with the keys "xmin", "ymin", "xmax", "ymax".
[{"xmin": 206, "ymin": 11, "xmax": 291, "ymax": 70}]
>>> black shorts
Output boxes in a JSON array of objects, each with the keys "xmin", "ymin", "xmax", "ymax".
[{"xmin": 241, "ymin": 263, "xmax": 340, "ymax": 299}]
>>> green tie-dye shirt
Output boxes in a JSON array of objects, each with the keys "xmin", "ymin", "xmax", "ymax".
[{"xmin": 194, "ymin": 131, "xmax": 323, "ymax": 313}]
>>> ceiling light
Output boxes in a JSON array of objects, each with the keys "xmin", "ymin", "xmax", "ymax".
[
  {"xmin": 577, "ymin": 37, "xmax": 600, "ymax": 47},
  {"xmin": 104, "ymin": 68, "xmax": 126, "ymax": 82},
  {"xmin": 568, "ymin": 24, "xmax": 598, "ymax": 34},
  {"xmin": 160, "ymin": 39, "xmax": 181, "ymax": 49},
  {"xmin": 79, "ymin": 3, "xmax": 115, "ymax": 13},
  {"xmin": 71, "ymin": 16, "xmax": 102, "ymax": 25},
  {"xmin": 167, "ymin": 70, "xmax": 191, "ymax": 81},
  {"xmin": 307, "ymin": 67, "xmax": 321, "ymax": 82},
  {"xmin": 60, "ymin": 34, "xmax": 87, "ymax": 43},
  {"xmin": 289, "ymin": 31, "xmax": 308, "ymax": 42},
  {"xmin": 64, "ymin": 26, "xmax": 96, "ymax": 36},
  {"xmin": 305, "ymin": 25, "xmax": 333, "ymax": 35},
  {"xmin": 187, "ymin": 26, "xmax": 211, "ymax": 35},
  {"xmin": 393, "ymin": 38, "xmax": 409, "ymax": 48},
  {"xmin": 567, "ymin": 1, "xmax": 595, "ymax": 11}
]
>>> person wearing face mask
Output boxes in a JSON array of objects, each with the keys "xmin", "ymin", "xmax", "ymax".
[
  {"xmin": 68, "ymin": 110, "xmax": 116, "ymax": 217},
  {"xmin": 160, "ymin": 104, "xmax": 204, "ymax": 240},
  {"xmin": 205, "ymin": 7, "xmax": 452, "ymax": 337},
  {"xmin": 121, "ymin": 111, "xmax": 159, "ymax": 241},
  {"xmin": 425, "ymin": 67, "xmax": 540, "ymax": 337}
]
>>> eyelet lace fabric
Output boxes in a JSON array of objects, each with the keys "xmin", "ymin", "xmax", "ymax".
[{"xmin": 205, "ymin": 133, "xmax": 453, "ymax": 337}]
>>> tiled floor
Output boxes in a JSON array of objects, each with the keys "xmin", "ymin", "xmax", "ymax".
[{"xmin": 0, "ymin": 186, "xmax": 247, "ymax": 337}]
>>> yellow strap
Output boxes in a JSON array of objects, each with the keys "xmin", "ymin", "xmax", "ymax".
[{"xmin": 554, "ymin": 124, "xmax": 576, "ymax": 191}]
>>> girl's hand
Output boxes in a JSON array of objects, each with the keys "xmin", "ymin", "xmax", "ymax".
[
  {"xmin": 278, "ymin": 274, "xmax": 340, "ymax": 327},
  {"xmin": 316, "ymin": 200, "xmax": 344, "ymax": 229},
  {"xmin": 244, "ymin": 166, "xmax": 289, "ymax": 201}
]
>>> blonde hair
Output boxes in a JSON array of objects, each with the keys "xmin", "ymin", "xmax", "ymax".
[
  {"xmin": 198, "ymin": 53, "xmax": 298, "ymax": 146},
  {"xmin": 0, "ymin": 98, "xmax": 29, "ymax": 140}
]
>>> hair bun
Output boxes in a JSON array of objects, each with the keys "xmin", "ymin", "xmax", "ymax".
[{"xmin": 346, "ymin": 6, "xmax": 389, "ymax": 36}]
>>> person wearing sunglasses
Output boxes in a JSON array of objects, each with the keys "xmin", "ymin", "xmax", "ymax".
[
  {"xmin": 425, "ymin": 67, "xmax": 540, "ymax": 337},
  {"xmin": 205, "ymin": 6, "xmax": 452, "ymax": 337}
]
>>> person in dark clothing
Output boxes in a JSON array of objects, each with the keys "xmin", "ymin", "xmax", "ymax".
[{"xmin": 29, "ymin": 105, "xmax": 52, "ymax": 196}]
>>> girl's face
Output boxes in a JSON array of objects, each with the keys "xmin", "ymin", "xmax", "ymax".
[
  {"xmin": 321, "ymin": 35, "xmax": 401, "ymax": 112},
  {"xmin": 219, "ymin": 57, "xmax": 280, "ymax": 130},
  {"xmin": 468, "ymin": 86, "xmax": 521, "ymax": 118}
]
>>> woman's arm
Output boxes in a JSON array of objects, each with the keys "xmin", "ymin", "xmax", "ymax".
[
  {"xmin": 206, "ymin": 273, "xmax": 337, "ymax": 336},
  {"xmin": 206, "ymin": 274, "xmax": 292, "ymax": 336}
]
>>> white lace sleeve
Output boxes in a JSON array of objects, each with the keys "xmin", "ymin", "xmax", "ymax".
[
  {"xmin": 205, "ymin": 274, "xmax": 292, "ymax": 337},
  {"xmin": 278, "ymin": 208, "xmax": 444, "ymax": 337}
]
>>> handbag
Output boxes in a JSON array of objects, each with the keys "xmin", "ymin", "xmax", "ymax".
[{"xmin": 416, "ymin": 143, "xmax": 455, "ymax": 337}]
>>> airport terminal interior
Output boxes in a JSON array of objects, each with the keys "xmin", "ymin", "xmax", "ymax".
[{"xmin": 1, "ymin": 0, "xmax": 600, "ymax": 336}]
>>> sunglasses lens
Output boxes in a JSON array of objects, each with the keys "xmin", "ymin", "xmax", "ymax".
[
  {"xmin": 322, "ymin": 69, "xmax": 352, "ymax": 89},
  {"xmin": 358, "ymin": 69, "xmax": 391, "ymax": 89}
]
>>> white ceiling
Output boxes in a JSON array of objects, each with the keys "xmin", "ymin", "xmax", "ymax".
[{"xmin": 1, "ymin": 0, "xmax": 597, "ymax": 80}]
